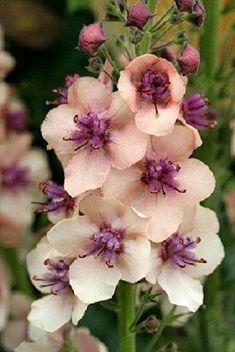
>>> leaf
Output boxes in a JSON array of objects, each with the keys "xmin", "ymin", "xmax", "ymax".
[{"xmin": 67, "ymin": 0, "xmax": 90, "ymax": 14}]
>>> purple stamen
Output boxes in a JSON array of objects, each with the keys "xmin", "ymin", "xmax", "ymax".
[
  {"xmin": 34, "ymin": 181, "xmax": 75, "ymax": 215},
  {"xmin": 33, "ymin": 258, "xmax": 73, "ymax": 295},
  {"xmin": 160, "ymin": 232, "xmax": 207, "ymax": 268},
  {"xmin": 138, "ymin": 70, "xmax": 171, "ymax": 106},
  {"xmin": 63, "ymin": 112, "xmax": 110, "ymax": 151},
  {"xmin": 48, "ymin": 74, "xmax": 79, "ymax": 106},
  {"xmin": 141, "ymin": 159, "xmax": 186, "ymax": 195},
  {"xmin": 182, "ymin": 93, "xmax": 217, "ymax": 130},
  {"xmin": 1, "ymin": 164, "xmax": 31, "ymax": 191},
  {"xmin": 80, "ymin": 224, "xmax": 124, "ymax": 267}
]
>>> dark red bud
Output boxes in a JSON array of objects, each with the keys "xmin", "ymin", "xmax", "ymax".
[
  {"xmin": 126, "ymin": 1, "xmax": 152, "ymax": 29},
  {"xmin": 78, "ymin": 23, "xmax": 106, "ymax": 55},
  {"xmin": 177, "ymin": 44, "xmax": 200, "ymax": 75}
]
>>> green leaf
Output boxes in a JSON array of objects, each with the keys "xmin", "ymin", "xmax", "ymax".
[{"xmin": 67, "ymin": 0, "xmax": 90, "ymax": 14}]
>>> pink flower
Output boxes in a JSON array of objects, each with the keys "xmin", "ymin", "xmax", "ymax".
[
  {"xmin": 1, "ymin": 293, "xmax": 32, "ymax": 351},
  {"xmin": 47, "ymin": 196, "xmax": 150, "ymax": 304},
  {"xmin": 0, "ymin": 259, "xmax": 10, "ymax": 332},
  {"xmin": 15, "ymin": 327, "xmax": 108, "ymax": 352},
  {"xmin": 146, "ymin": 205, "xmax": 224, "ymax": 312},
  {"xmin": 177, "ymin": 44, "xmax": 200, "ymax": 76},
  {"xmin": 103, "ymin": 125, "xmax": 215, "ymax": 242},
  {"xmin": 0, "ymin": 134, "xmax": 50, "ymax": 246},
  {"xmin": 27, "ymin": 237, "xmax": 88, "ymax": 332},
  {"xmin": 126, "ymin": 1, "xmax": 152, "ymax": 29},
  {"xmin": 117, "ymin": 54, "xmax": 186, "ymax": 136},
  {"xmin": 41, "ymin": 77, "xmax": 148, "ymax": 197},
  {"xmin": 78, "ymin": 23, "xmax": 106, "ymax": 55}
]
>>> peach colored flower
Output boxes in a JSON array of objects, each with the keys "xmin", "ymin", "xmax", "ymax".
[
  {"xmin": 0, "ymin": 134, "xmax": 50, "ymax": 245},
  {"xmin": 146, "ymin": 205, "xmax": 224, "ymax": 312},
  {"xmin": 0, "ymin": 259, "xmax": 10, "ymax": 332},
  {"xmin": 27, "ymin": 237, "xmax": 88, "ymax": 332},
  {"xmin": 117, "ymin": 54, "xmax": 186, "ymax": 136},
  {"xmin": 47, "ymin": 196, "xmax": 150, "ymax": 304},
  {"xmin": 15, "ymin": 327, "xmax": 108, "ymax": 352},
  {"xmin": 103, "ymin": 125, "xmax": 215, "ymax": 242},
  {"xmin": 1, "ymin": 293, "xmax": 32, "ymax": 351},
  {"xmin": 41, "ymin": 77, "xmax": 148, "ymax": 197}
]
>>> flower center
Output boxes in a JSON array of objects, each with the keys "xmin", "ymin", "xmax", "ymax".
[
  {"xmin": 64, "ymin": 112, "xmax": 110, "ymax": 150},
  {"xmin": 33, "ymin": 258, "xmax": 73, "ymax": 295},
  {"xmin": 160, "ymin": 233, "xmax": 207, "ymax": 268},
  {"xmin": 139, "ymin": 70, "xmax": 171, "ymax": 106},
  {"xmin": 141, "ymin": 159, "xmax": 186, "ymax": 195},
  {"xmin": 34, "ymin": 181, "xmax": 75, "ymax": 215},
  {"xmin": 1, "ymin": 164, "xmax": 31, "ymax": 191},
  {"xmin": 80, "ymin": 224, "xmax": 124, "ymax": 267}
]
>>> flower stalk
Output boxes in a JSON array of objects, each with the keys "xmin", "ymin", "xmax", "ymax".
[{"xmin": 118, "ymin": 281, "xmax": 136, "ymax": 352}]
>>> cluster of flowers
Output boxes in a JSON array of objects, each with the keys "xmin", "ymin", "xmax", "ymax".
[{"xmin": 23, "ymin": 0, "xmax": 224, "ymax": 343}]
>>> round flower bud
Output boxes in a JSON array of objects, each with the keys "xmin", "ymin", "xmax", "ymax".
[
  {"xmin": 193, "ymin": 1, "xmax": 206, "ymax": 27},
  {"xmin": 126, "ymin": 1, "xmax": 152, "ymax": 29},
  {"xmin": 78, "ymin": 23, "xmax": 105, "ymax": 55},
  {"xmin": 177, "ymin": 44, "xmax": 200, "ymax": 75}
]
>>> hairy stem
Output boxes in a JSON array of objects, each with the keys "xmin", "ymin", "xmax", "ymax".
[{"xmin": 118, "ymin": 281, "xmax": 136, "ymax": 352}]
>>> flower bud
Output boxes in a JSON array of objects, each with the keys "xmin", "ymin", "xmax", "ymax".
[
  {"xmin": 145, "ymin": 315, "xmax": 160, "ymax": 334},
  {"xmin": 126, "ymin": 1, "xmax": 152, "ymax": 29},
  {"xmin": 78, "ymin": 23, "xmax": 106, "ymax": 55},
  {"xmin": 177, "ymin": 44, "xmax": 200, "ymax": 75},
  {"xmin": 175, "ymin": 0, "xmax": 196, "ymax": 12},
  {"xmin": 193, "ymin": 1, "xmax": 206, "ymax": 27}
]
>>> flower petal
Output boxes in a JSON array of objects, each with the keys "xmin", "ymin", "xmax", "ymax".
[
  {"xmin": 158, "ymin": 265, "xmax": 203, "ymax": 312},
  {"xmin": 118, "ymin": 237, "xmax": 151, "ymax": 282},
  {"xmin": 149, "ymin": 125, "xmax": 197, "ymax": 161},
  {"xmin": 71, "ymin": 298, "xmax": 88, "ymax": 325},
  {"xmin": 64, "ymin": 148, "xmax": 110, "ymax": 197},
  {"xmin": 28, "ymin": 294, "xmax": 74, "ymax": 332},
  {"xmin": 175, "ymin": 158, "xmax": 215, "ymax": 205},
  {"xmin": 69, "ymin": 256, "xmax": 121, "ymax": 303},
  {"xmin": 47, "ymin": 216, "xmax": 98, "ymax": 257},
  {"xmin": 41, "ymin": 104, "xmax": 79, "ymax": 154},
  {"xmin": 107, "ymin": 121, "xmax": 148, "ymax": 169},
  {"xmin": 68, "ymin": 77, "xmax": 112, "ymax": 113}
]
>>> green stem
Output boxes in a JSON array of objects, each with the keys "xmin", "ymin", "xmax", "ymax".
[
  {"xmin": 118, "ymin": 281, "xmax": 136, "ymax": 352},
  {"xmin": 148, "ymin": 0, "xmax": 158, "ymax": 12},
  {"xmin": 3, "ymin": 247, "xmax": 33, "ymax": 296},
  {"xmin": 197, "ymin": 1, "xmax": 221, "ymax": 351}
]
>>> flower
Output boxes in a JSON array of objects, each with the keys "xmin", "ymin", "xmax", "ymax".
[
  {"xmin": 41, "ymin": 77, "xmax": 148, "ymax": 197},
  {"xmin": 27, "ymin": 237, "xmax": 88, "ymax": 332},
  {"xmin": 103, "ymin": 125, "xmax": 215, "ymax": 242},
  {"xmin": 1, "ymin": 293, "xmax": 32, "ymax": 351},
  {"xmin": 181, "ymin": 93, "xmax": 216, "ymax": 130},
  {"xmin": 15, "ymin": 326, "xmax": 108, "ymax": 352},
  {"xmin": 126, "ymin": 1, "xmax": 152, "ymax": 29},
  {"xmin": 177, "ymin": 44, "xmax": 200, "ymax": 76},
  {"xmin": 0, "ymin": 259, "xmax": 10, "ymax": 332},
  {"xmin": 146, "ymin": 205, "xmax": 224, "ymax": 312},
  {"xmin": 0, "ymin": 134, "xmax": 50, "ymax": 246},
  {"xmin": 47, "ymin": 196, "xmax": 150, "ymax": 304},
  {"xmin": 78, "ymin": 23, "xmax": 106, "ymax": 55},
  {"xmin": 117, "ymin": 54, "xmax": 186, "ymax": 136}
]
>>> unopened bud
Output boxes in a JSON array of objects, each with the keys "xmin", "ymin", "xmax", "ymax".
[
  {"xmin": 175, "ymin": 0, "xmax": 196, "ymax": 12},
  {"xmin": 78, "ymin": 23, "xmax": 106, "ymax": 55},
  {"xmin": 126, "ymin": 1, "xmax": 152, "ymax": 29},
  {"xmin": 145, "ymin": 315, "xmax": 160, "ymax": 334},
  {"xmin": 189, "ymin": 1, "xmax": 206, "ymax": 27},
  {"xmin": 177, "ymin": 44, "xmax": 200, "ymax": 75}
]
